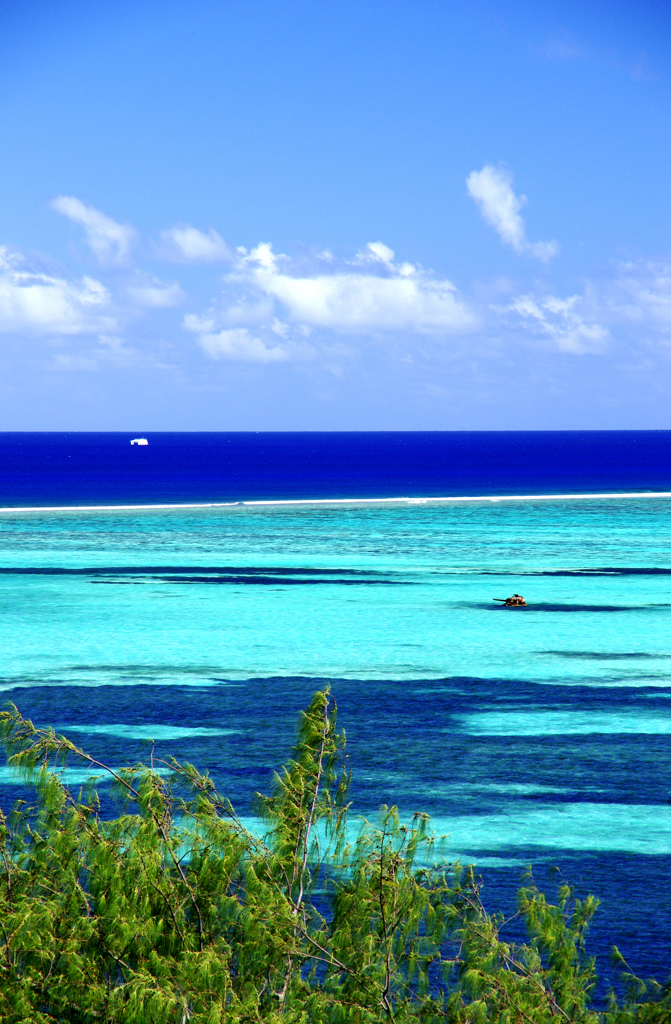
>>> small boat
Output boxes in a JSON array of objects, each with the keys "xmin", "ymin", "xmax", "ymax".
[
  {"xmin": 493, "ymin": 594, "xmax": 527, "ymax": 607},
  {"xmin": 130, "ymin": 438, "xmax": 149, "ymax": 446}
]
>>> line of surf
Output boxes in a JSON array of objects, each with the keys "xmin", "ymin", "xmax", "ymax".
[{"xmin": 1, "ymin": 491, "xmax": 671, "ymax": 513}]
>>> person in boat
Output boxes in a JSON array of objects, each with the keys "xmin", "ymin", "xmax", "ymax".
[{"xmin": 494, "ymin": 594, "xmax": 528, "ymax": 606}]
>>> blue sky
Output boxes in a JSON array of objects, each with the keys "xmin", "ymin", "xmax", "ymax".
[{"xmin": 1, "ymin": 0, "xmax": 670, "ymax": 429}]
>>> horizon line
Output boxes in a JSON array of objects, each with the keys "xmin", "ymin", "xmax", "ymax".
[{"xmin": 2, "ymin": 428, "xmax": 671, "ymax": 435}]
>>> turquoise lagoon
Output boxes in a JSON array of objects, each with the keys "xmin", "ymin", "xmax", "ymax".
[{"xmin": 1, "ymin": 494, "xmax": 671, "ymax": 986}]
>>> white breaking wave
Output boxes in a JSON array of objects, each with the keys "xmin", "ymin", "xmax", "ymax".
[{"xmin": 1, "ymin": 491, "xmax": 671, "ymax": 514}]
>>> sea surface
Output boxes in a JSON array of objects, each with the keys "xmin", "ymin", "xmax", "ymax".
[{"xmin": 1, "ymin": 431, "xmax": 671, "ymax": 1000}]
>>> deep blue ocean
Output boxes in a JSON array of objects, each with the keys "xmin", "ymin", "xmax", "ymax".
[
  {"xmin": 2, "ymin": 430, "xmax": 671, "ymax": 505},
  {"xmin": 1, "ymin": 431, "xmax": 671, "ymax": 1003}
]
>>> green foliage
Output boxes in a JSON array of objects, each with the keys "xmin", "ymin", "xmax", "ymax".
[{"xmin": 0, "ymin": 689, "xmax": 668, "ymax": 1022}]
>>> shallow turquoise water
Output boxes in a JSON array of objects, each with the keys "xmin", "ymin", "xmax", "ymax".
[
  {"xmin": 2, "ymin": 496, "xmax": 671, "ymax": 848},
  {"xmin": 1, "ymin": 497, "xmax": 671, "ymax": 687},
  {"xmin": 1, "ymin": 496, "xmax": 671, "ymax": 986}
]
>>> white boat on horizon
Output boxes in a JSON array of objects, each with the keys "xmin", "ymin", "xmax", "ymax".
[{"xmin": 130, "ymin": 438, "xmax": 149, "ymax": 446}]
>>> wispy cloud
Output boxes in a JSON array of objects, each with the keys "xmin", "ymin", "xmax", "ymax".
[
  {"xmin": 183, "ymin": 318, "xmax": 291, "ymax": 362},
  {"xmin": 503, "ymin": 292, "xmax": 608, "ymax": 353},
  {"xmin": 0, "ymin": 247, "xmax": 115, "ymax": 335},
  {"xmin": 499, "ymin": 261, "xmax": 671, "ymax": 356},
  {"xmin": 52, "ymin": 334, "xmax": 170, "ymax": 373},
  {"xmin": 51, "ymin": 196, "xmax": 137, "ymax": 266},
  {"xmin": 158, "ymin": 224, "xmax": 231, "ymax": 263},
  {"xmin": 126, "ymin": 275, "xmax": 185, "ymax": 308},
  {"xmin": 603, "ymin": 260, "xmax": 671, "ymax": 334},
  {"xmin": 467, "ymin": 165, "xmax": 559, "ymax": 262}
]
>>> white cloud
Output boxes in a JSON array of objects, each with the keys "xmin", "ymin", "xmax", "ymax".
[
  {"xmin": 51, "ymin": 196, "xmax": 136, "ymax": 265},
  {"xmin": 271, "ymin": 317, "xmax": 290, "ymax": 338},
  {"xmin": 466, "ymin": 165, "xmax": 559, "ymax": 262},
  {"xmin": 183, "ymin": 316, "xmax": 290, "ymax": 363},
  {"xmin": 0, "ymin": 247, "xmax": 114, "ymax": 335},
  {"xmin": 229, "ymin": 242, "xmax": 477, "ymax": 334},
  {"xmin": 29, "ymin": 191, "xmax": 671, "ymax": 376},
  {"xmin": 180, "ymin": 241, "xmax": 475, "ymax": 368},
  {"xmin": 505, "ymin": 292, "xmax": 608, "ymax": 353},
  {"xmin": 52, "ymin": 352, "xmax": 101, "ymax": 372},
  {"xmin": 496, "ymin": 262, "xmax": 671, "ymax": 356},
  {"xmin": 127, "ymin": 276, "xmax": 185, "ymax": 308},
  {"xmin": 359, "ymin": 241, "xmax": 395, "ymax": 265},
  {"xmin": 607, "ymin": 261, "xmax": 671, "ymax": 329},
  {"xmin": 158, "ymin": 224, "xmax": 231, "ymax": 263}
]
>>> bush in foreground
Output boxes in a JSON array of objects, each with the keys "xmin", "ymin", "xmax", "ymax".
[{"xmin": 0, "ymin": 690, "xmax": 668, "ymax": 1022}]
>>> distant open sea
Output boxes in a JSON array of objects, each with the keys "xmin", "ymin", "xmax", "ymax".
[{"xmin": 1, "ymin": 430, "xmax": 671, "ymax": 1001}]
